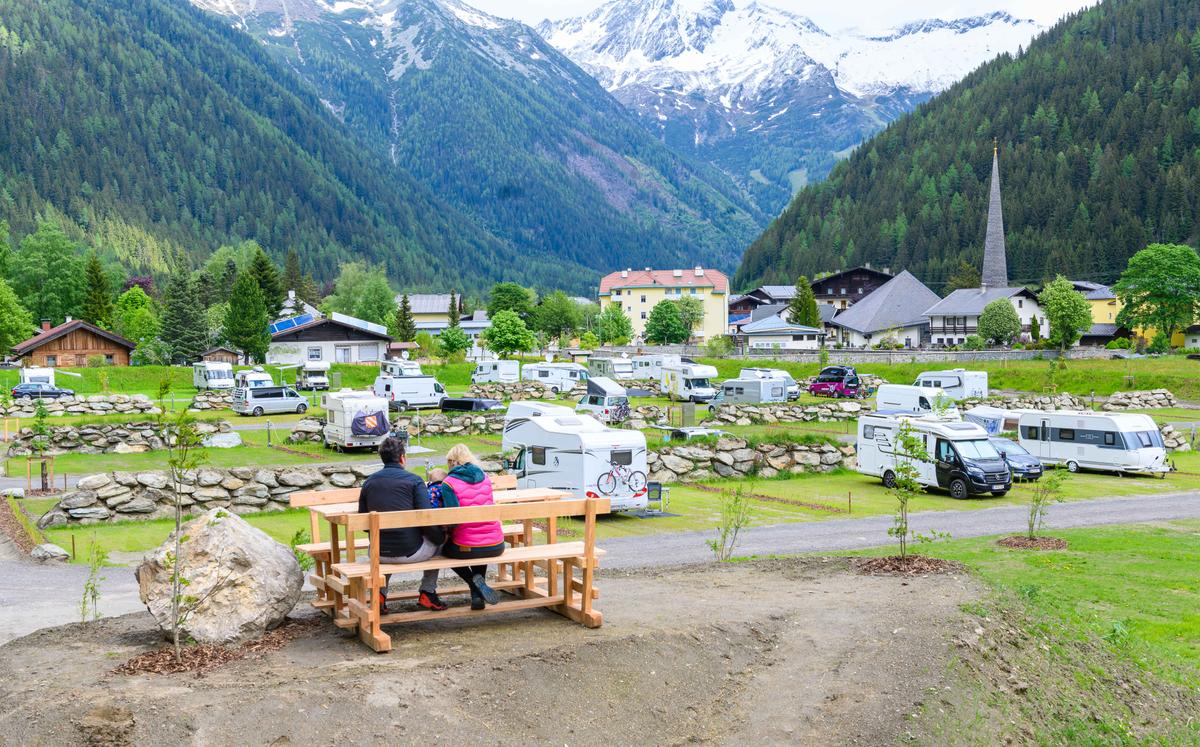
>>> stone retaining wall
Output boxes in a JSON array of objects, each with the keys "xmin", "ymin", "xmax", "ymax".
[
  {"xmin": 2, "ymin": 394, "xmax": 160, "ymax": 418},
  {"xmin": 189, "ymin": 390, "xmax": 234, "ymax": 411},
  {"xmin": 37, "ymin": 464, "xmax": 381, "ymax": 527},
  {"xmin": 647, "ymin": 437, "xmax": 855, "ymax": 483},
  {"xmin": 1102, "ymin": 390, "xmax": 1178, "ymax": 410},
  {"xmin": 288, "ymin": 412, "xmax": 507, "ymax": 443},
  {"xmin": 466, "ymin": 381, "xmax": 585, "ymax": 401},
  {"xmin": 705, "ymin": 401, "xmax": 863, "ymax": 426},
  {"xmin": 961, "ymin": 393, "xmax": 1086, "ymax": 412},
  {"xmin": 5, "ymin": 420, "xmax": 234, "ymax": 457},
  {"xmin": 1161, "ymin": 424, "xmax": 1193, "ymax": 452}
]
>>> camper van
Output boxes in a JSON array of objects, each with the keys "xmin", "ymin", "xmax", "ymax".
[
  {"xmin": 629, "ymin": 354, "xmax": 681, "ymax": 381},
  {"xmin": 739, "ymin": 368, "xmax": 801, "ymax": 400},
  {"xmin": 472, "ymin": 359, "xmax": 519, "ymax": 384},
  {"xmin": 589, "ymin": 357, "xmax": 635, "ymax": 381},
  {"xmin": 912, "ymin": 369, "xmax": 988, "ymax": 400},
  {"xmin": 715, "ymin": 377, "xmax": 789, "ymax": 405},
  {"xmin": 576, "ymin": 377, "xmax": 631, "ymax": 424},
  {"xmin": 857, "ymin": 414, "xmax": 1012, "ymax": 498},
  {"xmin": 380, "ymin": 358, "xmax": 423, "ymax": 378},
  {"xmin": 295, "ymin": 361, "xmax": 331, "ymax": 390},
  {"xmin": 234, "ymin": 367, "xmax": 274, "ymax": 389},
  {"xmin": 1016, "ymin": 411, "xmax": 1169, "ymax": 475},
  {"xmin": 661, "ymin": 363, "xmax": 719, "ymax": 402},
  {"xmin": 373, "ymin": 375, "xmax": 446, "ymax": 411},
  {"xmin": 502, "ymin": 402, "xmax": 649, "ymax": 512},
  {"xmin": 322, "ymin": 390, "xmax": 392, "ymax": 452},
  {"xmin": 520, "ymin": 362, "xmax": 589, "ymax": 393},
  {"xmin": 192, "ymin": 361, "xmax": 234, "ymax": 390},
  {"xmin": 875, "ymin": 384, "xmax": 960, "ymax": 418},
  {"xmin": 18, "ymin": 367, "xmax": 57, "ymax": 386},
  {"xmin": 231, "ymin": 386, "xmax": 308, "ymax": 416}
]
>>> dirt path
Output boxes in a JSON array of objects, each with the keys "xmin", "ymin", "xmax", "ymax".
[{"xmin": 0, "ymin": 560, "xmax": 977, "ymax": 746}]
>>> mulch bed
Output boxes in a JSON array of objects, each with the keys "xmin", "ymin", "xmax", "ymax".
[
  {"xmin": 113, "ymin": 617, "xmax": 322, "ymax": 676},
  {"xmin": 852, "ymin": 555, "xmax": 964, "ymax": 576},
  {"xmin": 997, "ymin": 535, "xmax": 1069, "ymax": 550}
]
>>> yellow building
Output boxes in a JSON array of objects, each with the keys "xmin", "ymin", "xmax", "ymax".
[
  {"xmin": 1072, "ymin": 282, "xmax": 1122, "ymax": 325},
  {"xmin": 598, "ymin": 267, "xmax": 729, "ymax": 341}
]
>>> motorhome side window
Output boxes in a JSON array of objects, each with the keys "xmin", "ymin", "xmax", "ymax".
[
  {"xmin": 531, "ymin": 447, "xmax": 547, "ymax": 465},
  {"xmin": 1104, "ymin": 432, "xmax": 1116, "ymax": 446},
  {"xmin": 863, "ymin": 425, "xmax": 875, "ymax": 439},
  {"xmin": 611, "ymin": 450, "xmax": 632, "ymax": 466},
  {"xmin": 1023, "ymin": 425, "xmax": 1040, "ymax": 440},
  {"xmin": 918, "ymin": 397, "xmax": 930, "ymax": 409},
  {"xmin": 539, "ymin": 370, "xmax": 548, "ymax": 378},
  {"xmin": 1059, "ymin": 428, "xmax": 1075, "ymax": 441}
]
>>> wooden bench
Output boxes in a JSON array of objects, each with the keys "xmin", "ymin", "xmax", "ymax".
[{"xmin": 329, "ymin": 497, "xmax": 609, "ymax": 652}]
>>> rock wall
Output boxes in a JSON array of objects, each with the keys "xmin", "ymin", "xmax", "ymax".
[
  {"xmin": 961, "ymin": 393, "xmax": 1086, "ymax": 412},
  {"xmin": 705, "ymin": 401, "xmax": 862, "ymax": 426},
  {"xmin": 626, "ymin": 405, "xmax": 667, "ymax": 429},
  {"xmin": 2, "ymin": 394, "xmax": 160, "ymax": 418},
  {"xmin": 466, "ymin": 381, "xmax": 585, "ymax": 401},
  {"xmin": 1102, "ymin": 389, "xmax": 1178, "ymax": 410},
  {"xmin": 647, "ymin": 437, "xmax": 855, "ymax": 483},
  {"xmin": 38, "ymin": 464, "xmax": 380, "ymax": 528},
  {"xmin": 6, "ymin": 420, "xmax": 234, "ymax": 457},
  {"xmin": 1161, "ymin": 424, "xmax": 1193, "ymax": 452},
  {"xmin": 190, "ymin": 390, "xmax": 234, "ymax": 411},
  {"xmin": 288, "ymin": 412, "xmax": 508, "ymax": 443}
]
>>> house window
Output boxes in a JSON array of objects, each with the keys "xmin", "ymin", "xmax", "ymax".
[
  {"xmin": 1018, "ymin": 299, "xmax": 1024, "ymax": 308},
  {"xmin": 840, "ymin": 288, "xmax": 846, "ymax": 295},
  {"xmin": 614, "ymin": 290, "xmax": 622, "ymax": 296},
  {"xmin": 689, "ymin": 288, "xmax": 697, "ymax": 295},
  {"xmin": 45, "ymin": 356, "xmax": 56, "ymax": 367},
  {"xmin": 307, "ymin": 347, "xmax": 322, "ymax": 361},
  {"xmin": 105, "ymin": 354, "xmax": 115, "ymax": 365},
  {"xmin": 640, "ymin": 312, "xmax": 647, "ymax": 320},
  {"xmin": 641, "ymin": 295, "xmax": 646, "ymax": 303}
]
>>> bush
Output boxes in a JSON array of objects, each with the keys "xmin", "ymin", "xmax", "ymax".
[
  {"xmin": 703, "ymin": 335, "xmax": 734, "ymax": 357},
  {"xmin": 963, "ymin": 334, "xmax": 986, "ymax": 351},
  {"xmin": 86, "ymin": 355, "xmax": 109, "ymax": 368},
  {"xmin": 1012, "ymin": 342, "xmax": 1025, "ymax": 350},
  {"xmin": 1106, "ymin": 337, "xmax": 1133, "ymax": 350},
  {"xmin": 1148, "ymin": 333, "xmax": 1171, "ymax": 354}
]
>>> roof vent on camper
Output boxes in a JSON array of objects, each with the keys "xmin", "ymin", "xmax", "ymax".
[
  {"xmin": 694, "ymin": 266, "xmax": 704, "ymax": 276},
  {"xmin": 673, "ymin": 269, "xmax": 683, "ymax": 277}
]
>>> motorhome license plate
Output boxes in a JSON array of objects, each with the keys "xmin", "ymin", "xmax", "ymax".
[{"xmin": 992, "ymin": 484, "xmax": 1004, "ymax": 490}]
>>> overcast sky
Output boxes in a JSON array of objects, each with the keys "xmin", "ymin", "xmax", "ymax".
[{"xmin": 470, "ymin": 0, "xmax": 1097, "ymax": 33}]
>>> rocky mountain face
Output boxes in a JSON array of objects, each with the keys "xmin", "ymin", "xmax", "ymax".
[{"xmin": 541, "ymin": 0, "xmax": 1043, "ymax": 211}]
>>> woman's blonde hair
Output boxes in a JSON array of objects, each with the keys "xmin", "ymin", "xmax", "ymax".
[{"xmin": 444, "ymin": 443, "xmax": 479, "ymax": 468}]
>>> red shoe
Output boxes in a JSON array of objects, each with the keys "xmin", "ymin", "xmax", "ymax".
[
  {"xmin": 378, "ymin": 590, "xmax": 388, "ymax": 611},
  {"xmin": 418, "ymin": 590, "xmax": 448, "ymax": 611}
]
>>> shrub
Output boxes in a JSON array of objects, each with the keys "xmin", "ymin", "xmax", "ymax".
[
  {"xmin": 1106, "ymin": 337, "xmax": 1133, "ymax": 350},
  {"xmin": 963, "ymin": 334, "xmax": 986, "ymax": 351},
  {"xmin": 703, "ymin": 335, "xmax": 734, "ymax": 357},
  {"xmin": 1148, "ymin": 333, "xmax": 1171, "ymax": 354}
]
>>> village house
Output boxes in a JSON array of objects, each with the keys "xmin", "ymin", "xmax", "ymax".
[
  {"xmin": 829, "ymin": 271, "xmax": 939, "ymax": 348},
  {"xmin": 11, "ymin": 319, "xmax": 136, "ymax": 367},
  {"xmin": 599, "ymin": 266, "xmax": 729, "ymax": 341},
  {"xmin": 266, "ymin": 313, "xmax": 391, "ymax": 365},
  {"xmin": 810, "ymin": 266, "xmax": 894, "ymax": 310},
  {"xmin": 737, "ymin": 313, "xmax": 824, "ymax": 350},
  {"xmin": 200, "ymin": 346, "xmax": 240, "ymax": 365}
]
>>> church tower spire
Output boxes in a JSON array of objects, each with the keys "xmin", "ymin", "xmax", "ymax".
[{"xmin": 981, "ymin": 141, "xmax": 1009, "ymax": 288}]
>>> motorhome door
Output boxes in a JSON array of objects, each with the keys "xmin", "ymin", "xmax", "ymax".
[{"xmin": 934, "ymin": 438, "xmax": 956, "ymax": 488}]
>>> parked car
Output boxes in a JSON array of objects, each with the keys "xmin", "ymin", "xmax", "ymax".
[
  {"xmin": 808, "ymin": 366, "xmax": 865, "ymax": 399},
  {"xmin": 988, "ymin": 437, "xmax": 1043, "ymax": 481},
  {"xmin": 231, "ymin": 386, "xmax": 309, "ymax": 416},
  {"xmin": 11, "ymin": 382, "xmax": 75, "ymax": 399},
  {"xmin": 440, "ymin": 397, "xmax": 505, "ymax": 412}
]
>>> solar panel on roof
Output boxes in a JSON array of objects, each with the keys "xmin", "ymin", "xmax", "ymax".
[
  {"xmin": 331, "ymin": 312, "xmax": 388, "ymax": 336},
  {"xmin": 269, "ymin": 313, "xmax": 314, "ymax": 335}
]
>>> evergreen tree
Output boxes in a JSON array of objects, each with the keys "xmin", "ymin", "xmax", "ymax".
[
  {"xmin": 247, "ymin": 245, "xmax": 284, "ymax": 320},
  {"xmin": 447, "ymin": 290, "xmax": 460, "ymax": 327},
  {"xmin": 946, "ymin": 260, "xmax": 982, "ymax": 292},
  {"xmin": 394, "ymin": 294, "xmax": 417, "ymax": 342},
  {"xmin": 0, "ymin": 277, "xmax": 34, "ymax": 352},
  {"xmin": 282, "ymin": 248, "xmax": 303, "ymax": 294},
  {"xmin": 161, "ymin": 273, "xmax": 209, "ymax": 364},
  {"xmin": 224, "ymin": 273, "xmax": 271, "ymax": 363},
  {"xmin": 1029, "ymin": 314, "xmax": 1042, "ymax": 342},
  {"xmin": 644, "ymin": 300, "xmax": 689, "ymax": 344},
  {"xmin": 785, "ymin": 276, "xmax": 820, "ymax": 327},
  {"xmin": 82, "ymin": 253, "xmax": 114, "ymax": 329}
]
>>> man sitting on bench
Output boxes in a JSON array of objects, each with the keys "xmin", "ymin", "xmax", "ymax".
[{"xmin": 358, "ymin": 436, "xmax": 448, "ymax": 611}]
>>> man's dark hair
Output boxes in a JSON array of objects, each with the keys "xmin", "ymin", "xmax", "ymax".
[{"xmin": 378, "ymin": 436, "xmax": 406, "ymax": 464}]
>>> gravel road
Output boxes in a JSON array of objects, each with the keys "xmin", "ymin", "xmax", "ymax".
[{"xmin": 1, "ymin": 490, "xmax": 1196, "ymax": 645}]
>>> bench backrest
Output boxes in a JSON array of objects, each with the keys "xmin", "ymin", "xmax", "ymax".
[
  {"xmin": 341, "ymin": 497, "xmax": 610, "ymax": 531},
  {"xmin": 491, "ymin": 473, "xmax": 518, "ymax": 490},
  {"xmin": 291, "ymin": 487, "xmax": 359, "ymax": 508}
]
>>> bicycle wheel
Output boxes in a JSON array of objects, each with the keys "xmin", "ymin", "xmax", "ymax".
[
  {"xmin": 627, "ymin": 470, "xmax": 647, "ymax": 492},
  {"xmin": 597, "ymin": 472, "xmax": 617, "ymax": 495}
]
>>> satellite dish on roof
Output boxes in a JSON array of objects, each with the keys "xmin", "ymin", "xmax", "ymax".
[{"xmin": 400, "ymin": 350, "xmax": 410, "ymax": 360}]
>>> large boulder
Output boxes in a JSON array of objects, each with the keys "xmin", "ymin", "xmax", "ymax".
[{"xmin": 135, "ymin": 508, "xmax": 303, "ymax": 645}]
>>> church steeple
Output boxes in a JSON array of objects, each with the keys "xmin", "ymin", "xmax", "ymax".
[{"xmin": 981, "ymin": 141, "xmax": 1009, "ymax": 288}]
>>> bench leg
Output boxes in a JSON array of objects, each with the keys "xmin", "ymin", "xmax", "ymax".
[{"xmin": 551, "ymin": 558, "xmax": 603, "ymax": 629}]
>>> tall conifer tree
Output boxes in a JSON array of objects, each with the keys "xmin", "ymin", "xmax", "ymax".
[
  {"xmin": 224, "ymin": 273, "xmax": 271, "ymax": 363},
  {"xmin": 82, "ymin": 253, "xmax": 114, "ymax": 329},
  {"xmin": 161, "ymin": 273, "xmax": 209, "ymax": 364},
  {"xmin": 395, "ymin": 294, "xmax": 417, "ymax": 341}
]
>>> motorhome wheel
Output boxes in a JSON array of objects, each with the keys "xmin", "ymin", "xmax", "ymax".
[
  {"xmin": 550, "ymin": 386, "xmax": 559, "ymax": 394},
  {"xmin": 296, "ymin": 403, "xmax": 308, "ymax": 414},
  {"xmin": 396, "ymin": 401, "xmax": 409, "ymax": 412},
  {"xmin": 949, "ymin": 478, "xmax": 968, "ymax": 500},
  {"xmin": 882, "ymin": 470, "xmax": 897, "ymax": 489},
  {"xmin": 1067, "ymin": 460, "xmax": 1080, "ymax": 473},
  {"xmin": 252, "ymin": 406, "xmax": 264, "ymax": 417}
]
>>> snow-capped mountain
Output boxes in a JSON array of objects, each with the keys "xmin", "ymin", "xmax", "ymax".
[{"xmin": 540, "ymin": 0, "xmax": 1043, "ymax": 209}]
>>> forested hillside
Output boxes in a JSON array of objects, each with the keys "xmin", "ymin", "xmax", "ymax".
[
  {"xmin": 0, "ymin": 0, "xmax": 600, "ymax": 292},
  {"xmin": 734, "ymin": 0, "xmax": 1200, "ymax": 291}
]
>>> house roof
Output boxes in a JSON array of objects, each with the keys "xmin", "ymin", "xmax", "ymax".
[
  {"xmin": 811, "ymin": 266, "xmax": 894, "ymax": 292},
  {"xmin": 923, "ymin": 286, "xmax": 1035, "ymax": 317},
  {"xmin": 269, "ymin": 316, "xmax": 391, "ymax": 342},
  {"xmin": 1068, "ymin": 280, "xmax": 1116, "ymax": 300},
  {"xmin": 599, "ymin": 268, "xmax": 728, "ymax": 295},
  {"xmin": 202, "ymin": 346, "xmax": 238, "ymax": 355},
  {"xmin": 750, "ymin": 303, "xmax": 787, "ymax": 322},
  {"xmin": 12, "ymin": 319, "xmax": 135, "ymax": 355},
  {"xmin": 830, "ymin": 271, "xmax": 940, "ymax": 334},
  {"xmin": 1082, "ymin": 323, "xmax": 1123, "ymax": 338},
  {"xmin": 399, "ymin": 294, "xmax": 456, "ymax": 315},
  {"xmin": 740, "ymin": 313, "xmax": 823, "ymax": 336},
  {"xmin": 818, "ymin": 303, "xmax": 839, "ymax": 323}
]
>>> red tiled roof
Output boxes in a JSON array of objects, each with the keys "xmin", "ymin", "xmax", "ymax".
[
  {"xmin": 12, "ymin": 319, "xmax": 135, "ymax": 355},
  {"xmin": 599, "ymin": 268, "xmax": 728, "ymax": 295}
]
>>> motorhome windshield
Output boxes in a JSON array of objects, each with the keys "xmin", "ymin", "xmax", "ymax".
[
  {"xmin": 685, "ymin": 378, "xmax": 711, "ymax": 389},
  {"xmin": 209, "ymin": 370, "xmax": 232, "ymax": 380},
  {"xmin": 954, "ymin": 439, "xmax": 1002, "ymax": 461}
]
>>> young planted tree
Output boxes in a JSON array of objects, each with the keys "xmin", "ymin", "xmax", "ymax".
[
  {"xmin": 644, "ymin": 300, "xmax": 689, "ymax": 344},
  {"xmin": 224, "ymin": 273, "xmax": 270, "ymax": 363},
  {"xmin": 977, "ymin": 298, "xmax": 1021, "ymax": 346},
  {"xmin": 481, "ymin": 309, "xmax": 536, "ymax": 358},
  {"xmin": 1027, "ymin": 469, "xmax": 1068, "ymax": 540},
  {"xmin": 1039, "ymin": 275, "xmax": 1093, "ymax": 354},
  {"xmin": 82, "ymin": 253, "xmax": 114, "ymax": 329},
  {"xmin": 394, "ymin": 294, "xmax": 417, "ymax": 341},
  {"xmin": 706, "ymin": 486, "xmax": 753, "ymax": 562},
  {"xmin": 886, "ymin": 419, "xmax": 930, "ymax": 560},
  {"xmin": 785, "ymin": 275, "xmax": 821, "ymax": 327},
  {"xmin": 1029, "ymin": 314, "xmax": 1042, "ymax": 343},
  {"xmin": 596, "ymin": 304, "xmax": 633, "ymax": 345}
]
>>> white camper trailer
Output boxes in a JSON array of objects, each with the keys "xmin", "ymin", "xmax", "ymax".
[
  {"xmin": 875, "ymin": 384, "xmax": 960, "ymax": 418},
  {"xmin": 739, "ymin": 367, "xmax": 801, "ymax": 400},
  {"xmin": 380, "ymin": 358, "xmax": 423, "ymax": 378},
  {"xmin": 234, "ymin": 367, "xmax": 274, "ymax": 389},
  {"xmin": 589, "ymin": 357, "xmax": 635, "ymax": 381},
  {"xmin": 19, "ymin": 366, "xmax": 58, "ymax": 386},
  {"xmin": 660, "ymin": 362, "xmax": 719, "ymax": 402},
  {"xmin": 373, "ymin": 374, "xmax": 446, "ymax": 411},
  {"xmin": 295, "ymin": 361, "xmax": 331, "ymax": 390},
  {"xmin": 520, "ymin": 362, "xmax": 589, "ymax": 393},
  {"xmin": 502, "ymin": 402, "xmax": 649, "ymax": 512},
  {"xmin": 912, "ymin": 369, "xmax": 988, "ymax": 399},
  {"xmin": 472, "ymin": 359, "xmax": 519, "ymax": 384},
  {"xmin": 716, "ymin": 377, "xmax": 788, "ymax": 405},
  {"xmin": 576, "ymin": 376, "xmax": 631, "ymax": 424},
  {"xmin": 629, "ymin": 354, "xmax": 681, "ymax": 381},
  {"xmin": 192, "ymin": 361, "xmax": 234, "ymax": 390},
  {"xmin": 1016, "ymin": 411, "xmax": 1169, "ymax": 475},
  {"xmin": 857, "ymin": 414, "xmax": 1012, "ymax": 498},
  {"xmin": 322, "ymin": 390, "xmax": 392, "ymax": 451}
]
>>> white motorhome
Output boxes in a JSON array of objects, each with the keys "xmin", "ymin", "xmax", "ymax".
[
  {"xmin": 576, "ymin": 376, "xmax": 631, "ymax": 424},
  {"xmin": 589, "ymin": 357, "xmax": 635, "ymax": 381},
  {"xmin": 629, "ymin": 354, "xmax": 681, "ymax": 381},
  {"xmin": 739, "ymin": 367, "xmax": 801, "ymax": 400},
  {"xmin": 520, "ymin": 362, "xmax": 589, "ymax": 393},
  {"xmin": 1016, "ymin": 411, "xmax": 1169, "ymax": 475},
  {"xmin": 912, "ymin": 369, "xmax": 988, "ymax": 399},
  {"xmin": 295, "ymin": 361, "xmax": 331, "ymax": 390},
  {"xmin": 472, "ymin": 359, "xmax": 519, "ymax": 384},
  {"xmin": 502, "ymin": 402, "xmax": 649, "ymax": 511},
  {"xmin": 19, "ymin": 366, "xmax": 57, "ymax": 386},
  {"xmin": 857, "ymin": 414, "xmax": 1012, "ymax": 498},
  {"xmin": 322, "ymin": 390, "xmax": 392, "ymax": 451},
  {"xmin": 661, "ymin": 362, "xmax": 719, "ymax": 402},
  {"xmin": 234, "ymin": 367, "xmax": 274, "ymax": 389},
  {"xmin": 192, "ymin": 361, "xmax": 234, "ymax": 390},
  {"xmin": 716, "ymin": 377, "xmax": 788, "ymax": 405},
  {"xmin": 875, "ymin": 384, "xmax": 960, "ymax": 418},
  {"xmin": 380, "ymin": 358, "xmax": 423, "ymax": 378},
  {"xmin": 373, "ymin": 375, "xmax": 446, "ymax": 411}
]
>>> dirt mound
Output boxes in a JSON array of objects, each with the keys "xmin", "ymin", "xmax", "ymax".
[
  {"xmin": 997, "ymin": 536, "xmax": 1069, "ymax": 550},
  {"xmin": 852, "ymin": 555, "xmax": 964, "ymax": 576}
]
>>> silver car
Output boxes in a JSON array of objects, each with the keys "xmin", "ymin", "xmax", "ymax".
[{"xmin": 231, "ymin": 386, "xmax": 309, "ymax": 416}]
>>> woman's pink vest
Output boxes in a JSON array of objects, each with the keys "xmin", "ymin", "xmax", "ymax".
[{"xmin": 444, "ymin": 474, "xmax": 504, "ymax": 547}]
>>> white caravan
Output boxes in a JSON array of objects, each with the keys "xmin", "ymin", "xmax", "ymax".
[
  {"xmin": 502, "ymin": 403, "xmax": 648, "ymax": 511},
  {"xmin": 234, "ymin": 367, "xmax": 274, "ymax": 389},
  {"xmin": 589, "ymin": 357, "xmax": 635, "ymax": 381},
  {"xmin": 576, "ymin": 376, "xmax": 631, "ymax": 424},
  {"xmin": 857, "ymin": 414, "xmax": 1012, "ymax": 498},
  {"xmin": 739, "ymin": 367, "xmax": 801, "ymax": 400},
  {"xmin": 661, "ymin": 362, "xmax": 719, "ymax": 402},
  {"xmin": 472, "ymin": 359, "xmax": 520, "ymax": 384},
  {"xmin": 372, "ymin": 374, "xmax": 446, "ymax": 411},
  {"xmin": 192, "ymin": 361, "xmax": 234, "ymax": 390},
  {"xmin": 717, "ymin": 377, "xmax": 788, "ymax": 405},
  {"xmin": 875, "ymin": 384, "xmax": 960, "ymax": 418},
  {"xmin": 295, "ymin": 361, "xmax": 331, "ymax": 390},
  {"xmin": 322, "ymin": 390, "xmax": 392, "ymax": 452},
  {"xmin": 19, "ymin": 366, "xmax": 57, "ymax": 386},
  {"xmin": 520, "ymin": 362, "xmax": 589, "ymax": 393},
  {"xmin": 380, "ymin": 358, "xmax": 423, "ymax": 378},
  {"xmin": 912, "ymin": 369, "xmax": 988, "ymax": 399},
  {"xmin": 629, "ymin": 354, "xmax": 681, "ymax": 381},
  {"xmin": 1016, "ymin": 411, "xmax": 1169, "ymax": 475}
]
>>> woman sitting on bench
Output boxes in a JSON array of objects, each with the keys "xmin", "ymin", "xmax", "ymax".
[{"xmin": 438, "ymin": 444, "xmax": 506, "ymax": 610}]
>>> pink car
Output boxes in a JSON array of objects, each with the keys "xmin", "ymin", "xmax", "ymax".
[{"xmin": 808, "ymin": 366, "xmax": 864, "ymax": 398}]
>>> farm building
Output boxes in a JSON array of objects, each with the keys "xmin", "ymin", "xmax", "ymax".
[{"xmin": 11, "ymin": 319, "xmax": 135, "ymax": 367}]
